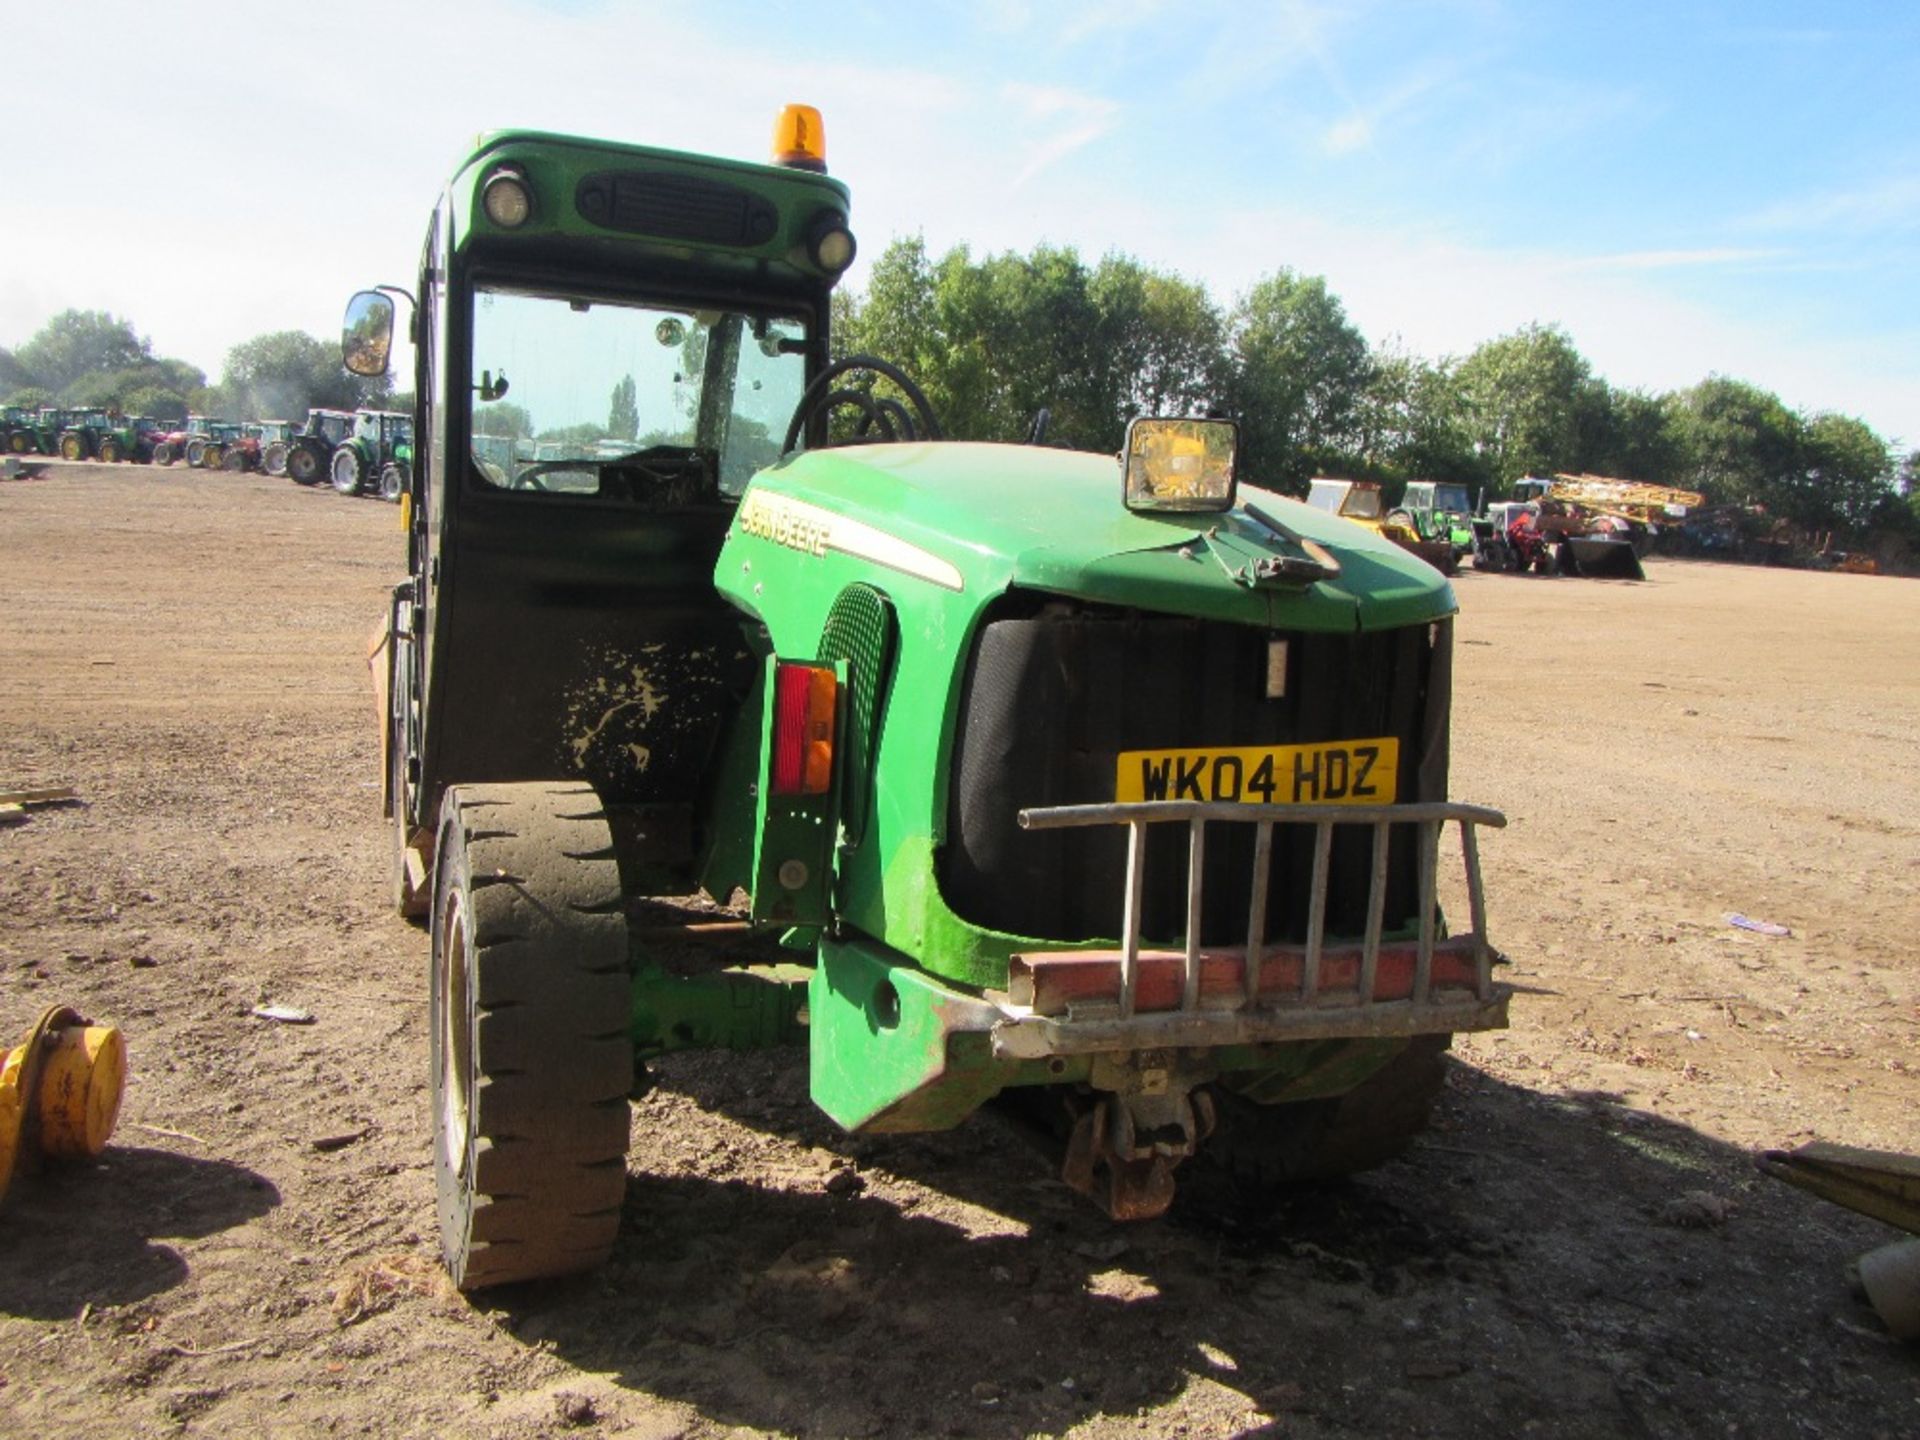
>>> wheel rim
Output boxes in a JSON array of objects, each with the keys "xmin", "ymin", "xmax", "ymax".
[{"xmin": 438, "ymin": 890, "xmax": 474, "ymax": 1184}]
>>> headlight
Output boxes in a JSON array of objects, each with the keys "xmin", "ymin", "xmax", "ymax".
[
  {"xmin": 1121, "ymin": 417, "xmax": 1238, "ymax": 513},
  {"xmin": 807, "ymin": 212, "xmax": 857, "ymax": 274},
  {"xmin": 482, "ymin": 169, "xmax": 532, "ymax": 228}
]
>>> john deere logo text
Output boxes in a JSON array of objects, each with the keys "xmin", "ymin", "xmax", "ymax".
[{"xmin": 739, "ymin": 491, "xmax": 830, "ymax": 557}]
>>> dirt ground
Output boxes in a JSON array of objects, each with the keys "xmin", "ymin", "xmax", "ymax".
[{"xmin": 0, "ymin": 461, "xmax": 1915, "ymax": 1439}]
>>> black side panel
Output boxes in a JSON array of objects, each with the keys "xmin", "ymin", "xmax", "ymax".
[
  {"xmin": 940, "ymin": 608, "xmax": 1437, "ymax": 946},
  {"xmin": 575, "ymin": 171, "xmax": 780, "ymax": 248},
  {"xmin": 426, "ymin": 492, "xmax": 755, "ymax": 850}
]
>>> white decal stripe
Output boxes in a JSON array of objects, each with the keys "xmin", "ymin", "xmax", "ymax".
[{"xmin": 748, "ymin": 491, "xmax": 964, "ymax": 591}]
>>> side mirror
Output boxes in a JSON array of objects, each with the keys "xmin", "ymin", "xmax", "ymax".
[
  {"xmin": 476, "ymin": 370, "xmax": 510, "ymax": 402},
  {"xmin": 343, "ymin": 291, "xmax": 395, "ymax": 377}
]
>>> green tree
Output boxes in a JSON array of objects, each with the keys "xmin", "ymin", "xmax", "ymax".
[
  {"xmin": 0, "ymin": 347, "xmax": 25, "ymax": 394},
  {"xmin": 122, "ymin": 385, "xmax": 188, "ymax": 422},
  {"xmin": 1580, "ymin": 385, "xmax": 1682, "ymax": 484},
  {"xmin": 1088, "ymin": 256, "xmax": 1227, "ymax": 423},
  {"xmin": 1225, "ymin": 270, "xmax": 1371, "ymax": 493},
  {"xmin": 1664, "ymin": 378, "xmax": 1806, "ymax": 511},
  {"xmin": 609, "ymin": 374, "xmax": 639, "ymax": 441},
  {"xmin": 1353, "ymin": 344, "xmax": 1483, "ymax": 490},
  {"xmin": 1454, "ymin": 323, "xmax": 1592, "ymax": 485},
  {"xmin": 16, "ymin": 310, "xmax": 151, "ymax": 395},
  {"xmin": 219, "ymin": 330, "xmax": 386, "ymax": 422},
  {"xmin": 475, "ymin": 401, "xmax": 533, "ymax": 439},
  {"xmin": 1801, "ymin": 413, "xmax": 1894, "ymax": 533}
]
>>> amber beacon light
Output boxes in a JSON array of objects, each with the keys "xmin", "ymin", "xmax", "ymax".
[{"xmin": 773, "ymin": 104, "xmax": 828, "ymax": 171}]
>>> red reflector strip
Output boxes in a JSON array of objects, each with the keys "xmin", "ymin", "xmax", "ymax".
[
  {"xmin": 771, "ymin": 663, "xmax": 837, "ymax": 796},
  {"xmin": 1008, "ymin": 941, "xmax": 1483, "ymax": 1016}
]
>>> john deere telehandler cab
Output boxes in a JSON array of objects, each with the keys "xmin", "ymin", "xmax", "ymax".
[{"xmin": 348, "ymin": 105, "xmax": 1509, "ymax": 1291}]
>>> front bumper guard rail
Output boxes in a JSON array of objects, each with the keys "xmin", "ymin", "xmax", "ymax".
[{"xmin": 994, "ymin": 799, "xmax": 1509, "ymax": 1060}]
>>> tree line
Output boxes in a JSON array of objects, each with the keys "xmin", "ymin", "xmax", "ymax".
[
  {"xmin": 10, "ymin": 257, "xmax": 1916, "ymax": 554},
  {"xmin": 834, "ymin": 238, "xmax": 1919, "ymax": 551},
  {"xmin": 2, "ymin": 310, "xmax": 388, "ymax": 428}
]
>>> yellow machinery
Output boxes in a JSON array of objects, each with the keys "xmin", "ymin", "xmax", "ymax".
[
  {"xmin": 0, "ymin": 1005, "xmax": 127, "ymax": 1205},
  {"xmin": 1305, "ymin": 477, "xmax": 1456, "ymax": 573},
  {"xmin": 1542, "ymin": 474, "xmax": 1705, "ymax": 525}
]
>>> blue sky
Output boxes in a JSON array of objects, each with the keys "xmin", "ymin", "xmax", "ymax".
[{"xmin": 7, "ymin": 0, "xmax": 1915, "ymax": 450}]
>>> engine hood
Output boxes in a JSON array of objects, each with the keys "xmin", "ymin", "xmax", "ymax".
[{"xmin": 724, "ymin": 440, "xmax": 1455, "ymax": 633}]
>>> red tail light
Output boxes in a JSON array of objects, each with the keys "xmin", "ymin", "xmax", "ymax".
[{"xmin": 772, "ymin": 663, "xmax": 837, "ymax": 796}]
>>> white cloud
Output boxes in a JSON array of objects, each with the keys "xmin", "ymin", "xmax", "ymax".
[
  {"xmin": 1740, "ymin": 174, "xmax": 1920, "ymax": 234},
  {"xmin": 1564, "ymin": 248, "xmax": 1786, "ymax": 272}
]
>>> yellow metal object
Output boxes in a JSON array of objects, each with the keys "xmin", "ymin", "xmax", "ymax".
[{"xmin": 0, "ymin": 1005, "xmax": 127, "ymax": 1206}]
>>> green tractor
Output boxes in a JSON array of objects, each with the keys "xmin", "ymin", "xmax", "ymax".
[
  {"xmin": 348, "ymin": 109, "xmax": 1510, "ymax": 1291},
  {"xmin": 193, "ymin": 421, "xmax": 248, "ymax": 470},
  {"xmin": 1389, "ymin": 481, "xmax": 1477, "ymax": 568},
  {"xmin": 3, "ymin": 406, "xmax": 43, "ymax": 453},
  {"xmin": 277, "ymin": 408, "xmax": 357, "ymax": 485},
  {"xmin": 329, "ymin": 408, "xmax": 414, "ymax": 500},
  {"xmin": 56, "ymin": 409, "xmax": 115, "ymax": 460}
]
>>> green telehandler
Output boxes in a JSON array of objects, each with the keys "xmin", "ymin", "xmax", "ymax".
[{"xmin": 348, "ymin": 107, "xmax": 1511, "ymax": 1291}]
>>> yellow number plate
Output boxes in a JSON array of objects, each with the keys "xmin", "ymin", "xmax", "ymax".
[{"xmin": 1115, "ymin": 738, "xmax": 1399, "ymax": 806}]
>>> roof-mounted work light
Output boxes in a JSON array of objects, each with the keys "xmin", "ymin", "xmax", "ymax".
[{"xmin": 1121, "ymin": 417, "xmax": 1239, "ymax": 513}]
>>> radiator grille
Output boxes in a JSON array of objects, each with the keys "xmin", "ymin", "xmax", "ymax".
[{"xmin": 939, "ymin": 608, "xmax": 1442, "ymax": 946}]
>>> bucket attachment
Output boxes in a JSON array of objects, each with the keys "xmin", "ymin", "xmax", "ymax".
[
  {"xmin": 0, "ymin": 1005, "xmax": 128, "ymax": 1205},
  {"xmin": 1561, "ymin": 536, "xmax": 1645, "ymax": 580},
  {"xmin": 1760, "ymin": 1141, "xmax": 1920, "ymax": 1340}
]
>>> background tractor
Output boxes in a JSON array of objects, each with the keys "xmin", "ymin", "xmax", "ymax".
[
  {"xmin": 278, "ymin": 408, "xmax": 356, "ymax": 485},
  {"xmin": 193, "ymin": 421, "xmax": 249, "ymax": 470},
  {"xmin": 1390, "ymin": 481, "xmax": 1476, "ymax": 567},
  {"xmin": 218, "ymin": 420, "xmax": 293, "ymax": 473},
  {"xmin": 1305, "ymin": 476, "xmax": 1457, "ymax": 572},
  {"xmin": 329, "ymin": 409, "xmax": 414, "ymax": 499},
  {"xmin": 348, "ymin": 109, "xmax": 1509, "ymax": 1291},
  {"xmin": 149, "ymin": 415, "xmax": 211, "ymax": 466},
  {"xmin": 56, "ymin": 409, "xmax": 115, "ymax": 461}
]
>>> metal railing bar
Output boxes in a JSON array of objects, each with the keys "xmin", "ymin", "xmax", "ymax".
[
  {"xmin": 1019, "ymin": 799, "xmax": 1507, "ymax": 831},
  {"xmin": 1461, "ymin": 821, "xmax": 1491, "ymax": 1000},
  {"xmin": 1302, "ymin": 821, "xmax": 1332, "ymax": 1001},
  {"xmin": 1361, "ymin": 821, "xmax": 1389, "ymax": 1004},
  {"xmin": 1120, "ymin": 819, "xmax": 1147, "ymax": 1019},
  {"xmin": 1244, "ymin": 820, "xmax": 1273, "ymax": 1007},
  {"xmin": 1415, "ymin": 820, "xmax": 1438, "ymax": 1005},
  {"xmin": 1183, "ymin": 820, "xmax": 1206, "ymax": 1012}
]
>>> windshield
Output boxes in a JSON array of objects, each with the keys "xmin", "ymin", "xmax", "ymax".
[
  {"xmin": 468, "ymin": 286, "xmax": 809, "ymax": 499},
  {"xmin": 1433, "ymin": 484, "xmax": 1471, "ymax": 513}
]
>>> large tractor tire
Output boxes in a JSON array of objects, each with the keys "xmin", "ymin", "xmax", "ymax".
[
  {"xmin": 183, "ymin": 439, "xmax": 208, "ymax": 468},
  {"xmin": 379, "ymin": 462, "xmax": 406, "ymax": 503},
  {"xmin": 222, "ymin": 447, "xmax": 249, "ymax": 472},
  {"xmin": 200, "ymin": 443, "xmax": 226, "ymax": 470},
  {"xmin": 150, "ymin": 441, "xmax": 174, "ymax": 466},
  {"xmin": 430, "ymin": 782, "xmax": 633, "ymax": 1290},
  {"xmin": 262, "ymin": 441, "xmax": 290, "ymax": 476},
  {"xmin": 59, "ymin": 433, "xmax": 86, "ymax": 461},
  {"xmin": 287, "ymin": 443, "xmax": 322, "ymax": 485},
  {"xmin": 7, "ymin": 432, "xmax": 29, "ymax": 454},
  {"xmin": 330, "ymin": 447, "xmax": 364, "ymax": 495},
  {"xmin": 1197, "ymin": 1035, "xmax": 1451, "ymax": 1198},
  {"xmin": 98, "ymin": 437, "xmax": 124, "ymax": 464}
]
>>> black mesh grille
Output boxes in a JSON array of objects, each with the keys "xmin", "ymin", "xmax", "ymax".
[
  {"xmin": 939, "ymin": 607, "xmax": 1441, "ymax": 946},
  {"xmin": 574, "ymin": 170, "xmax": 780, "ymax": 247},
  {"xmin": 818, "ymin": 584, "xmax": 896, "ymax": 848}
]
